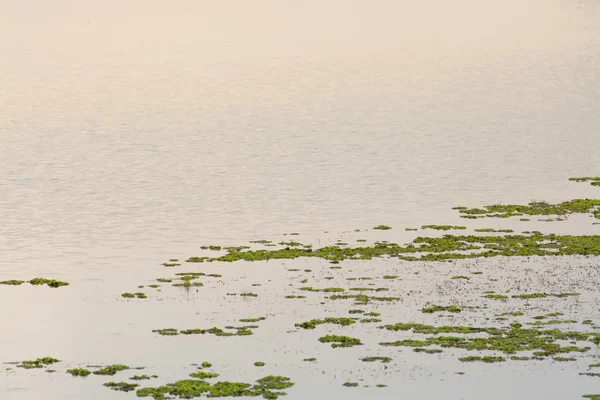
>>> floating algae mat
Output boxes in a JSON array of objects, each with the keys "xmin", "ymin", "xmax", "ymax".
[{"xmin": 3, "ymin": 178, "xmax": 600, "ymax": 399}]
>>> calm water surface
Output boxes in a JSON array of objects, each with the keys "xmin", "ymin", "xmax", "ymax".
[{"xmin": 1, "ymin": 1, "xmax": 600, "ymax": 399}]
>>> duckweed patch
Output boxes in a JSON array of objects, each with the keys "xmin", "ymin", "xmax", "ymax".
[
  {"xmin": 362, "ymin": 356, "xmax": 391, "ymax": 363},
  {"xmin": 421, "ymin": 304, "xmax": 461, "ymax": 314},
  {"xmin": 189, "ymin": 371, "xmax": 219, "ymax": 379},
  {"xmin": 318, "ymin": 335, "xmax": 362, "ymax": 348},
  {"xmin": 254, "ymin": 362, "xmax": 265, "ymax": 367},
  {"xmin": 93, "ymin": 364, "xmax": 130, "ymax": 376},
  {"xmin": 28, "ymin": 278, "xmax": 69, "ymax": 288},
  {"xmin": 459, "ymin": 356, "xmax": 505, "ymax": 363},
  {"xmin": 373, "ymin": 225, "xmax": 392, "ymax": 230},
  {"xmin": 17, "ymin": 357, "xmax": 60, "ymax": 369},
  {"xmin": 421, "ymin": 225, "xmax": 466, "ymax": 231},
  {"xmin": 295, "ymin": 317, "xmax": 357, "ymax": 329},
  {"xmin": 455, "ymin": 198, "xmax": 600, "ymax": 220},
  {"xmin": 66, "ymin": 368, "xmax": 91, "ymax": 377},
  {"xmin": 0, "ymin": 280, "xmax": 25, "ymax": 286},
  {"xmin": 343, "ymin": 382, "xmax": 359, "ymax": 387},
  {"xmin": 104, "ymin": 382, "xmax": 139, "ymax": 392}
]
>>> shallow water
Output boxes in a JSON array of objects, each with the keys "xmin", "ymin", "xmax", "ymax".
[{"xmin": 1, "ymin": 0, "xmax": 600, "ymax": 399}]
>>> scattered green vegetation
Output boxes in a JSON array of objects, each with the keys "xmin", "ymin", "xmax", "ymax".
[
  {"xmin": 421, "ymin": 225, "xmax": 466, "ymax": 231},
  {"xmin": 512, "ymin": 292, "xmax": 580, "ymax": 299},
  {"xmin": 373, "ymin": 225, "xmax": 392, "ymax": 230},
  {"xmin": 421, "ymin": 304, "xmax": 461, "ymax": 314},
  {"xmin": 343, "ymin": 382, "xmax": 359, "ymax": 387},
  {"xmin": 104, "ymin": 382, "xmax": 139, "ymax": 392},
  {"xmin": 459, "ymin": 356, "xmax": 505, "ymax": 363},
  {"xmin": 362, "ymin": 356, "xmax": 391, "ymax": 363},
  {"xmin": 484, "ymin": 293, "xmax": 508, "ymax": 301},
  {"xmin": 451, "ymin": 276, "xmax": 470, "ymax": 280},
  {"xmin": 284, "ymin": 295, "xmax": 306, "ymax": 299},
  {"xmin": 28, "ymin": 278, "xmax": 69, "ymax": 288},
  {"xmin": 475, "ymin": 228, "xmax": 514, "ymax": 233},
  {"xmin": 131, "ymin": 375, "xmax": 158, "ymax": 380},
  {"xmin": 17, "ymin": 357, "xmax": 60, "ymax": 369},
  {"xmin": 93, "ymin": 364, "xmax": 130, "ymax": 376},
  {"xmin": 348, "ymin": 309, "xmax": 364, "ymax": 314},
  {"xmin": 318, "ymin": 335, "xmax": 362, "ymax": 348},
  {"xmin": 295, "ymin": 317, "xmax": 357, "ymax": 329},
  {"xmin": 303, "ymin": 358, "xmax": 316, "ymax": 362},
  {"xmin": 189, "ymin": 371, "xmax": 219, "ymax": 379},
  {"xmin": 569, "ymin": 177, "xmax": 600, "ymax": 187},
  {"xmin": 455, "ymin": 198, "xmax": 600, "ymax": 220},
  {"xmin": 0, "ymin": 280, "xmax": 25, "ymax": 286},
  {"xmin": 121, "ymin": 292, "xmax": 147, "ymax": 299},
  {"xmin": 66, "ymin": 368, "xmax": 91, "ymax": 377}
]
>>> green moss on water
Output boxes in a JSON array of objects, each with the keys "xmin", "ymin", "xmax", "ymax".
[
  {"xmin": 362, "ymin": 356, "xmax": 391, "ymax": 363},
  {"xmin": 104, "ymin": 382, "xmax": 139, "ymax": 392},
  {"xmin": 239, "ymin": 317, "xmax": 266, "ymax": 323},
  {"xmin": 459, "ymin": 356, "xmax": 505, "ymax": 363},
  {"xmin": 67, "ymin": 368, "xmax": 91, "ymax": 377},
  {"xmin": 343, "ymin": 382, "xmax": 359, "ymax": 387},
  {"xmin": 360, "ymin": 318, "xmax": 382, "ymax": 323},
  {"xmin": 295, "ymin": 317, "xmax": 357, "ymax": 329},
  {"xmin": 456, "ymin": 198, "xmax": 600, "ymax": 220},
  {"xmin": 421, "ymin": 304, "xmax": 461, "ymax": 314},
  {"xmin": 484, "ymin": 293, "xmax": 508, "ymax": 301},
  {"xmin": 0, "ymin": 280, "xmax": 25, "ymax": 285},
  {"xmin": 569, "ymin": 177, "xmax": 600, "ymax": 187},
  {"xmin": 131, "ymin": 375, "xmax": 157, "ymax": 380},
  {"xmin": 512, "ymin": 293, "xmax": 580, "ymax": 299},
  {"xmin": 553, "ymin": 356, "xmax": 576, "ymax": 361},
  {"xmin": 137, "ymin": 375, "xmax": 293, "ymax": 399},
  {"xmin": 318, "ymin": 335, "xmax": 362, "ymax": 348},
  {"xmin": 17, "ymin": 357, "xmax": 60, "ymax": 369},
  {"xmin": 349, "ymin": 309, "xmax": 364, "ymax": 314},
  {"xmin": 373, "ymin": 225, "xmax": 392, "ymax": 230},
  {"xmin": 422, "ymin": 225, "xmax": 466, "ymax": 231},
  {"xmin": 451, "ymin": 276, "xmax": 470, "ymax": 280},
  {"xmin": 303, "ymin": 358, "xmax": 317, "ymax": 362},
  {"xmin": 200, "ymin": 362, "xmax": 212, "ymax": 369},
  {"xmin": 157, "ymin": 278, "xmax": 172, "ymax": 283},
  {"xmin": 153, "ymin": 328, "xmax": 179, "ymax": 336},
  {"xmin": 189, "ymin": 371, "xmax": 219, "ymax": 379},
  {"xmin": 94, "ymin": 364, "xmax": 130, "ymax": 376},
  {"xmin": 162, "ymin": 263, "xmax": 180, "ymax": 267},
  {"xmin": 582, "ymin": 395, "xmax": 600, "ymax": 400},
  {"xmin": 414, "ymin": 348, "xmax": 443, "ymax": 354},
  {"xmin": 29, "ymin": 278, "xmax": 69, "ymax": 288},
  {"xmin": 254, "ymin": 362, "xmax": 265, "ymax": 367},
  {"xmin": 240, "ymin": 292, "xmax": 258, "ymax": 297}
]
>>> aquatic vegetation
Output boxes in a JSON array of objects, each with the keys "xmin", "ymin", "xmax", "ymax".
[
  {"xmin": 362, "ymin": 356, "xmax": 391, "ymax": 363},
  {"xmin": 414, "ymin": 348, "xmax": 443, "ymax": 354},
  {"xmin": 459, "ymin": 356, "xmax": 505, "ymax": 363},
  {"xmin": 284, "ymin": 295, "xmax": 306, "ymax": 299},
  {"xmin": 240, "ymin": 292, "xmax": 258, "ymax": 297},
  {"xmin": 121, "ymin": 292, "xmax": 147, "ymax": 298},
  {"xmin": 0, "ymin": 280, "xmax": 25, "ymax": 285},
  {"xmin": 569, "ymin": 177, "xmax": 600, "ymax": 187},
  {"xmin": 156, "ymin": 278, "xmax": 172, "ymax": 283},
  {"xmin": 104, "ymin": 382, "xmax": 139, "ymax": 392},
  {"xmin": 512, "ymin": 293, "xmax": 580, "ymax": 299},
  {"xmin": 28, "ymin": 278, "xmax": 69, "ymax": 288},
  {"xmin": 254, "ymin": 362, "xmax": 265, "ymax": 367},
  {"xmin": 582, "ymin": 395, "xmax": 600, "ymax": 400},
  {"xmin": 475, "ymin": 228, "xmax": 514, "ymax": 233},
  {"xmin": 153, "ymin": 328, "xmax": 179, "ymax": 336},
  {"xmin": 378, "ymin": 321, "xmax": 595, "ymax": 360},
  {"xmin": 365, "ymin": 312, "xmax": 381, "ymax": 317},
  {"xmin": 303, "ymin": 358, "xmax": 317, "ymax": 362},
  {"xmin": 66, "ymin": 368, "xmax": 91, "ymax": 377},
  {"xmin": 318, "ymin": 335, "xmax": 362, "ymax": 348},
  {"xmin": 17, "ymin": 357, "xmax": 60, "ymax": 369},
  {"xmin": 421, "ymin": 225, "xmax": 466, "ymax": 231},
  {"xmin": 451, "ymin": 276, "xmax": 470, "ymax": 280},
  {"xmin": 348, "ymin": 309, "xmax": 364, "ymax": 314},
  {"xmin": 373, "ymin": 225, "xmax": 392, "ymax": 230},
  {"xmin": 189, "ymin": 371, "xmax": 219, "ymax": 379},
  {"xmin": 131, "ymin": 375, "xmax": 158, "ymax": 380},
  {"xmin": 239, "ymin": 317, "xmax": 266, "ymax": 323},
  {"xmin": 343, "ymin": 382, "xmax": 359, "ymax": 387},
  {"xmin": 200, "ymin": 245, "xmax": 222, "ymax": 251},
  {"xmin": 376, "ymin": 384, "xmax": 388, "ymax": 387},
  {"xmin": 300, "ymin": 287, "xmax": 345, "ymax": 293},
  {"xmin": 93, "ymin": 364, "xmax": 130, "ymax": 376},
  {"xmin": 552, "ymin": 356, "xmax": 576, "ymax": 361},
  {"xmin": 421, "ymin": 304, "xmax": 461, "ymax": 314},
  {"xmin": 137, "ymin": 374, "xmax": 294, "ymax": 399},
  {"xmin": 295, "ymin": 317, "xmax": 357, "ymax": 329},
  {"xmin": 329, "ymin": 293, "xmax": 399, "ymax": 305},
  {"xmin": 455, "ymin": 198, "xmax": 600, "ymax": 220},
  {"xmin": 405, "ymin": 228, "xmax": 418, "ymax": 231},
  {"xmin": 162, "ymin": 263, "xmax": 180, "ymax": 267},
  {"xmin": 382, "ymin": 275, "xmax": 398, "ymax": 279},
  {"xmin": 484, "ymin": 293, "xmax": 508, "ymax": 301}
]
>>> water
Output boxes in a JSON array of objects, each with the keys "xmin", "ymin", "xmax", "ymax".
[{"xmin": 1, "ymin": 1, "xmax": 600, "ymax": 399}]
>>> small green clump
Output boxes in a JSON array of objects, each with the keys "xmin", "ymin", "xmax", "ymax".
[
  {"xmin": 29, "ymin": 278, "xmax": 69, "ymax": 288},
  {"xmin": 200, "ymin": 362, "xmax": 212, "ymax": 368},
  {"xmin": 553, "ymin": 357, "xmax": 576, "ymax": 362},
  {"xmin": 0, "ymin": 280, "xmax": 25, "ymax": 286},
  {"xmin": 451, "ymin": 276, "xmax": 470, "ymax": 280},
  {"xmin": 189, "ymin": 371, "xmax": 219, "ymax": 379},
  {"xmin": 382, "ymin": 275, "xmax": 398, "ymax": 279},
  {"xmin": 104, "ymin": 382, "xmax": 139, "ymax": 392},
  {"xmin": 348, "ymin": 309, "xmax": 364, "ymax": 314},
  {"xmin": 484, "ymin": 293, "xmax": 508, "ymax": 301},
  {"xmin": 318, "ymin": 335, "xmax": 361, "ymax": 348},
  {"xmin": 421, "ymin": 304, "xmax": 461, "ymax": 314},
  {"xmin": 512, "ymin": 292, "xmax": 580, "ymax": 299},
  {"xmin": 239, "ymin": 317, "xmax": 266, "ymax": 323},
  {"xmin": 153, "ymin": 328, "xmax": 179, "ymax": 336},
  {"xmin": 373, "ymin": 225, "xmax": 392, "ymax": 230},
  {"xmin": 360, "ymin": 318, "xmax": 382, "ymax": 323},
  {"xmin": 295, "ymin": 317, "xmax": 357, "ymax": 329},
  {"xmin": 362, "ymin": 356, "xmax": 391, "ymax": 363},
  {"xmin": 459, "ymin": 356, "xmax": 505, "ymax": 363},
  {"xmin": 122, "ymin": 292, "xmax": 146, "ymax": 299},
  {"xmin": 284, "ymin": 295, "xmax": 306, "ymax": 299},
  {"xmin": 421, "ymin": 225, "xmax": 466, "ymax": 231},
  {"xmin": 130, "ymin": 375, "xmax": 157, "ymax": 380},
  {"xmin": 93, "ymin": 364, "xmax": 130, "ymax": 376},
  {"xmin": 303, "ymin": 358, "xmax": 317, "ymax": 362},
  {"xmin": 18, "ymin": 357, "xmax": 60, "ymax": 369},
  {"xmin": 254, "ymin": 362, "xmax": 265, "ymax": 367},
  {"xmin": 66, "ymin": 368, "xmax": 91, "ymax": 377},
  {"xmin": 240, "ymin": 292, "xmax": 258, "ymax": 297},
  {"xmin": 343, "ymin": 382, "xmax": 359, "ymax": 387}
]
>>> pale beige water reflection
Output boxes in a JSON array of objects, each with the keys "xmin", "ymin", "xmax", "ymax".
[{"xmin": 1, "ymin": 1, "xmax": 600, "ymax": 399}]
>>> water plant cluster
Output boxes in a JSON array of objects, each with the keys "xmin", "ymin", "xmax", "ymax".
[{"xmin": 0, "ymin": 278, "xmax": 69, "ymax": 288}]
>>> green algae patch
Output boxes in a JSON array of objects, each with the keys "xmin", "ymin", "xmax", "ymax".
[
  {"xmin": 512, "ymin": 293, "xmax": 580, "ymax": 299},
  {"xmin": 343, "ymin": 382, "xmax": 359, "ymax": 387},
  {"xmin": 239, "ymin": 317, "xmax": 266, "ymax": 323},
  {"xmin": 349, "ymin": 309, "xmax": 364, "ymax": 314},
  {"xmin": 0, "ymin": 280, "xmax": 25, "ymax": 286},
  {"xmin": 318, "ymin": 335, "xmax": 361, "ymax": 348},
  {"xmin": 285, "ymin": 295, "xmax": 306, "ymax": 299},
  {"xmin": 378, "ymin": 321, "xmax": 595, "ymax": 360},
  {"xmin": 360, "ymin": 318, "xmax": 382, "ymax": 323},
  {"xmin": 421, "ymin": 304, "xmax": 461, "ymax": 314},
  {"xmin": 28, "ymin": 278, "xmax": 69, "ymax": 288},
  {"xmin": 583, "ymin": 395, "xmax": 600, "ymax": 400},
  {"xmin": 373, "ymin": 225, "xmax": 392, "ymax": 230},
  {"xmin": 153, "ymin": 328, "xmax": 179, "ymax": 336},
  {"xmin": 459, "ymin": 356, "xmax": 505, "ymax": 363},
  {"xmin": 303, "ymin": 358, "xmax": 317, "ymax": 362},
  {"xmin": 456, "ymin": 198, "xmax": 600, "ymax": 220},
  {"xmin": 254, "ymin": 362, "xmax": 265, "ymax": 367},
  {"xmin": 240, "ymin": 292, "xmax": 258, "ymax": 297},
  {"xmin": 93, "ymin": 364, "xmax": 130, "ymax": 376},
  {"xmin": 422, "ymin": 225, "xmax": 466, "ymax": 231},
  {"xmin": 362, "ymin": 356, "xmax": 391, "ymax": 363},
  {"xmin": 131, "ymin": 375, "xmax": 158, "ymax": 380},
  {"xmin": 475, "ymin": 228, "xmax": 514, "ymax": 233},
  {"xmin": 414, "ymin": 348, "xmax": 443, "ymax": 354},
  {"xmin": 552, "ymin": 356, "xmax": 576, "ymax": 361},
  {"xmin": 137, "ymin": 375, "xmax": 293, "ymax": 399},
  {"xmin": 295, "ymin": 317, "xmax": 357, "ymax": 329},
  {"xmin": 200, "ymin": 362, "xmax": 212, "ymax": 369},
  {"xmin": 122, "ymin": 292, "xmax": 147, "ymax": 299},
  {"xmin": 17, "ymin": 357, "xmax": 60, "ymax": 369},
  {"xmin": 569, "ymin": 177, "xmax": 600, "ymax": 187},
  {"xmin": 484, "ymin": 293, "xmax": 508, "ymax": 301},
  {"xmin": 104, "ymin": 382, "xmax": 139, "ymax": 392},
  {"xmin": 451, "ymin": 276, "xmax": 470, "ymax": 280},
  {"xmin": 66, "ymin": 368, "xmax": 91, "ymax": 377},
  {"xmin": 382, "ymin": 275, "xmax": 398, "ymax": 279},
  {"xmin": 189, "ymin": 371, "xmax": 219, "ymax": 379}
]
